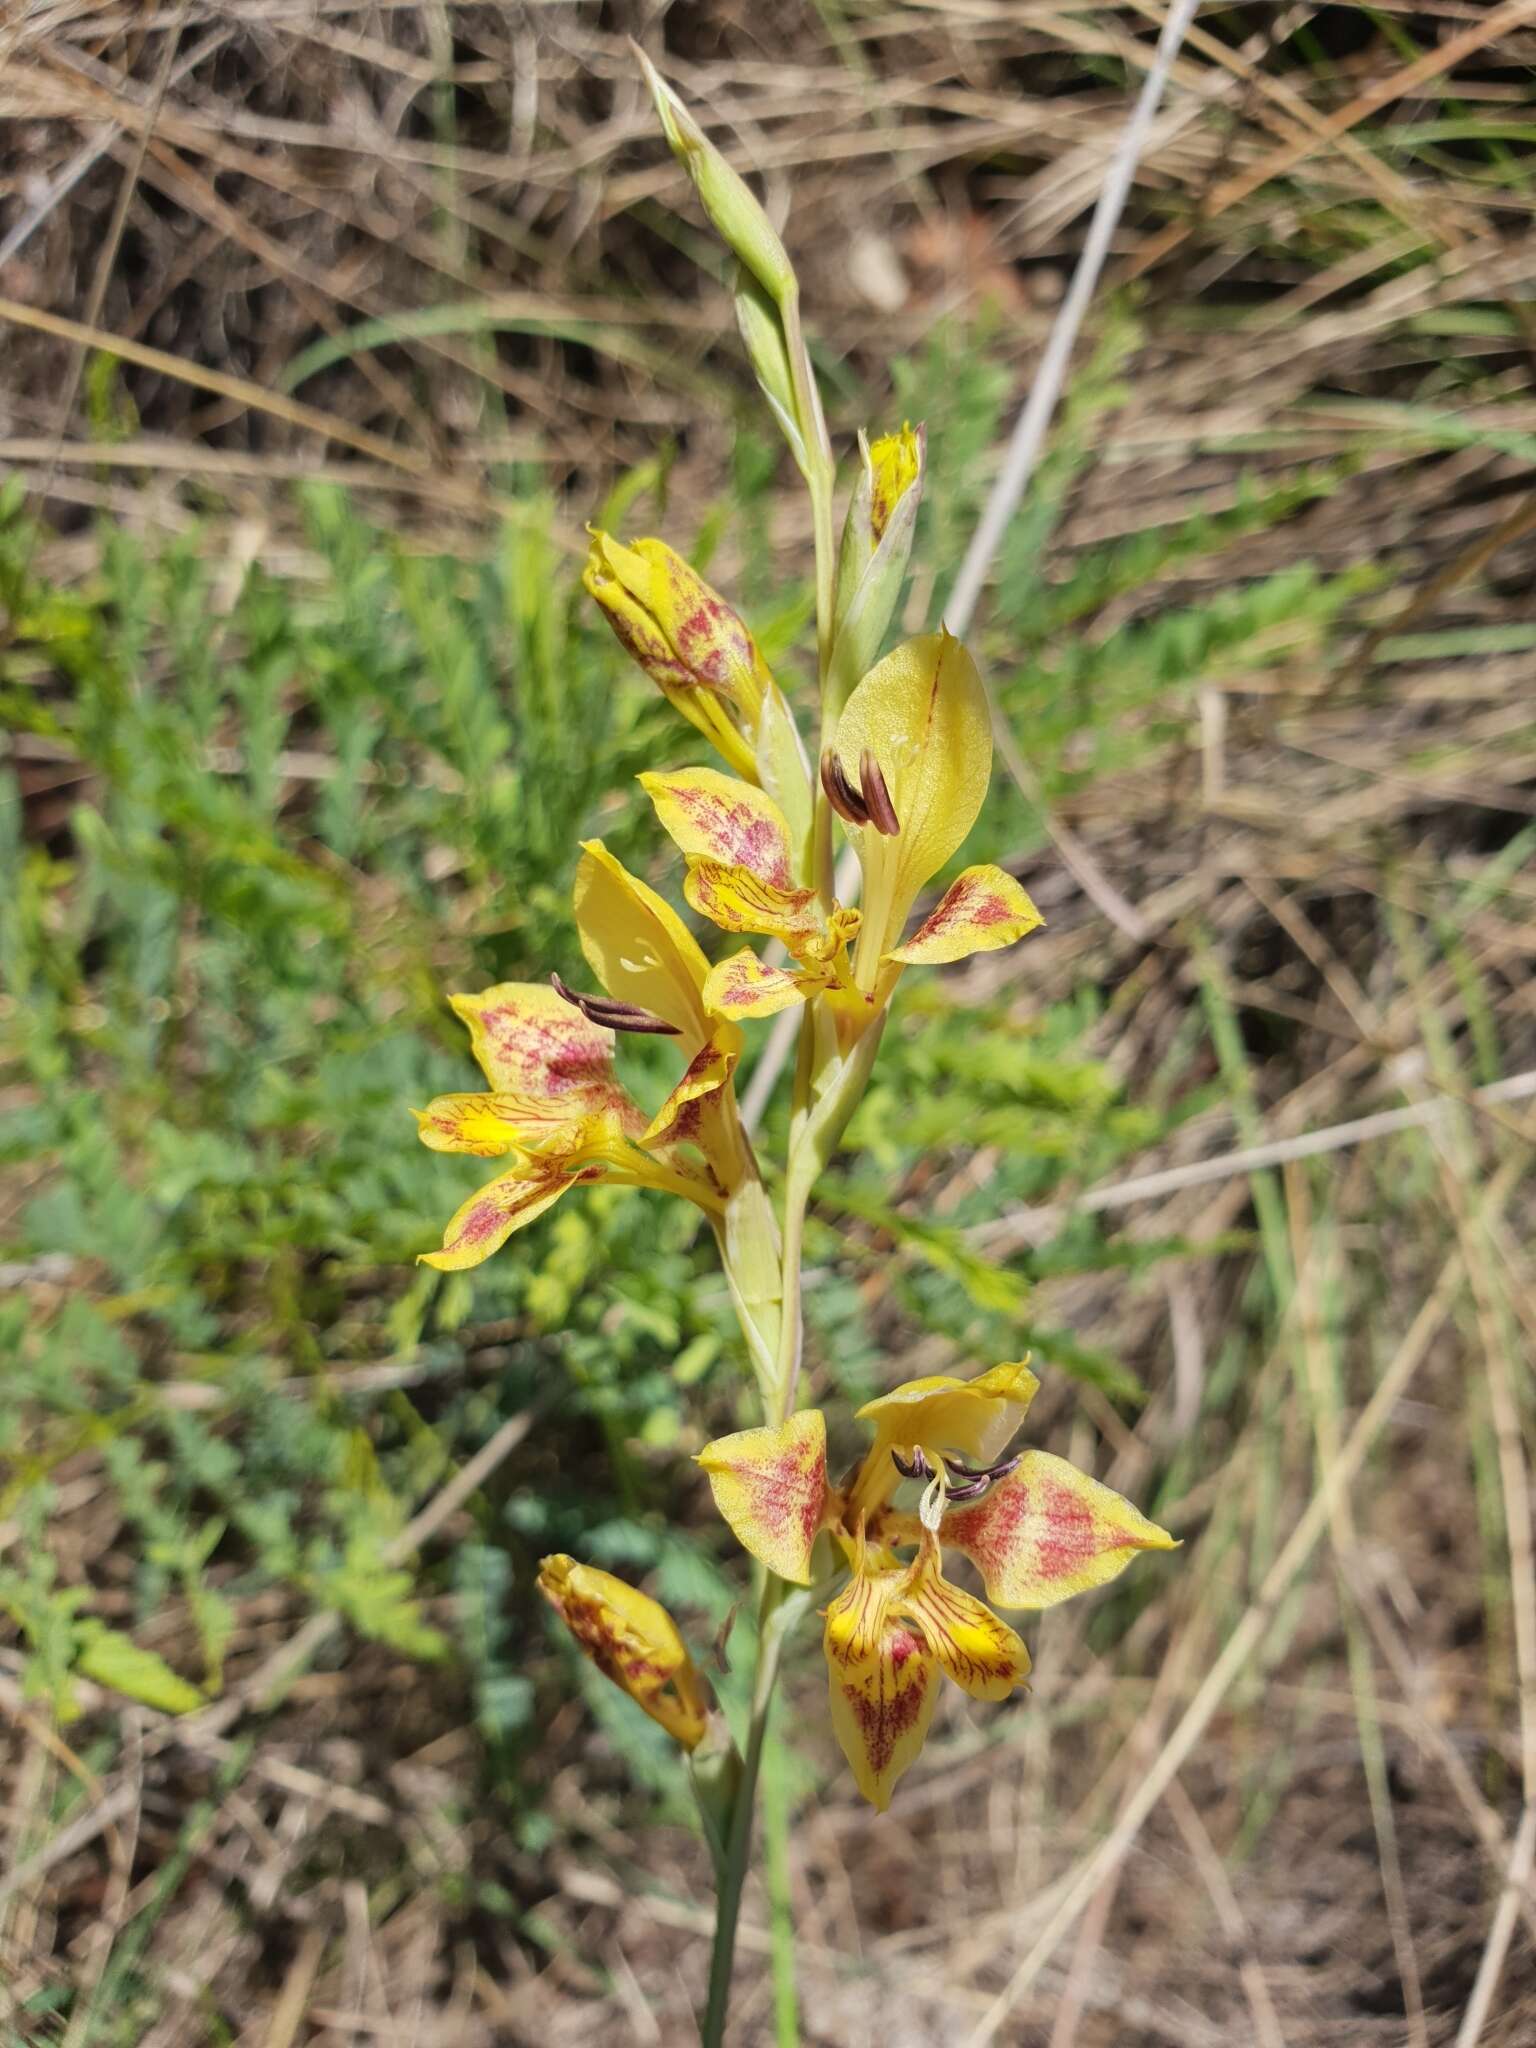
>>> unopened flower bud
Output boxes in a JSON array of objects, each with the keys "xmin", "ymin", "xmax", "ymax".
[
  {"xmin": 584, "ymin": 530, "xmax": 770, "ymax": 781},
  {"xmin": 826, "ymin": 422, "xmax": 926, "ymax": 722},
  {"xmin": 633, "ymin": 43, "xmax": 796, "ymax": 311},
  {"xmin": 538, "ymin": 1554, "xmax": 709, "ymax": 1751}
]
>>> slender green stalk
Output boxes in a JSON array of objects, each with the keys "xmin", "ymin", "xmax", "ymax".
[
  {"xmin": 701, "ymin": 1572, "xmax": 788, "ymax": 2047},
  {"xmin": 761, "ymin": 1731, "xmax": 801, "ymax": 2047}
]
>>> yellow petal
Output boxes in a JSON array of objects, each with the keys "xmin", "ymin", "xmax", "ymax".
[
  {"xmin": 639, "ymin": 767, "xmax": 797, "ymax": 888},
  {"xmin": 943, "ymin": 1451, "xmax": 1177, "ymax": 1610},
  {"xmin": 858, "ymin": 1360, "xmax": 1040, "ymax": 1466},
  {"xmin": 574, "ymin": 841, "xmax": 713, "ymax": 1046},
  {"xmin": 824, "ymin": 1566, "xmax": 939, "ymax": 1811},
  {"xmin": 419, "ymin": 1164, "xmax": 582, "ymax": 1271},
  {"xmin": 829, "ymin": 631, "xmax": 992, "ymax": 950},
  {"xmin": 888, "ymin": 865, "xmax": 1043, "ymax": 966},
  {"xmin": 702, "ymin": 948, "xmax": 808, "ymax": 1021},
  {"xmin": 696, "ymin": 1410, "xmax": 829, "ymax": 1585},
  {"xmin": 684, "ymin": 859, "xmax": 823, "ymax": 947},
  {"xmin": 538, "ymin": 1554, "xmax": 708, "ymax": 1751},
  {"xmin": 414, "ymin": 1093, "xmax": 537, "ymax": 1158},
  {"xmin": 849, "ymin": 1361, "xmax": 1040, "ymax": 1519},
  {"xmin": 449, "ymin": 981, "xmax": 619, "ymax": 1099},
  {"xmin": 896, "ymin": 1535, "xmax": 1030, "ymax": 1702},
  {"xmin": 643, "ymin": 1030, "xmax": 741, "ymax": 1147}
]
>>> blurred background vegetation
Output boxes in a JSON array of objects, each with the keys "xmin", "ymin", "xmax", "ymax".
[{"xmin": 3, "ymin": 3, "xmax": 1536, "ymax": 2042}]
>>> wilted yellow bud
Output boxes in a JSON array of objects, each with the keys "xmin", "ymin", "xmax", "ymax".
[
  {"xmin": 584, "ymin": 530, "xmax": 770, "ymax": 781},
  {"xmin": 538, "ymin": 1554, "xmax": 709, "ymax": 1751},
  {"xmin": 634, "ymin": 44, "xmax": 796, "ymax": 310},
  {"xmin": 826, "ymin": 423, "xmax": 926, "ymax": 721}
]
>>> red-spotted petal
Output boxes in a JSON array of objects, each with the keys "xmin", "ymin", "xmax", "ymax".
[
  {"xmin": 419, "ymin": 1165, "xmax": 584, "ymax": 1271},
  {"xmin": 449, "ymin": 982, "xmax": 620, "ymax": 1098},
  {"xmin": 684, "ymin": 858, "xmax": 823, "ymax": 947},
  {"xmin": 943, "ymin": 1451, "xmax": 1177, "ymax": 1610},
  {"xmin": 696, "ymin": 1410, "xmax": 829, "ymax": 1585},
  {"xmin": 644, "ymin": 1031, "xmax": 740, "ymax": 1147},
  {"xmin": 640, "ymin": 768, "xmax": 797, "ymax": 890},
  {"xmin": 887, "ymin": 866, "xmax": 1043, "ymax": 966},
  {"xmin": 702, "ymin": 949, "xmax": 808, "ymax": 1021}
]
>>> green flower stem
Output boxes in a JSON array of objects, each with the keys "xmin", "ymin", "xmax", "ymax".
[
  {"xmin": 761, "ymin": 1728, "xmax": 800, "ymax": 2048},
  {"xmin": 700, "ymin": 1570, "xmax": 789, "ymax": 2048}
]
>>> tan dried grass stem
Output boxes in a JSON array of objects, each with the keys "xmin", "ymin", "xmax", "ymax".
[{"xmin": 962, "ymin": 1246, "xmax": 1469, "ymax": 2045}]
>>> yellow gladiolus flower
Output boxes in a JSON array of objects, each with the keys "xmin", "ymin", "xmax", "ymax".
[
  {"xmin": 539, "ymin": 1555, "xmax": 709, "ymax": 1751},
  {"xmin": 637, "ymin": 631, "xmax": 1043, "ymax": 1035},
  {"xmin": 414, "ymin": 842, "xmax": 752, "ymax": 1270},
  {"xmin": 584, "ymin": 530, "xmax": 772, "ymax": 783},
  {"xmin": 830, "ymin": 630, "xmax": 1042, "ymax": 1004},
  {"xmin": 696, "ymin": 1358, "xmax": 1175, "ymax": 1807}
]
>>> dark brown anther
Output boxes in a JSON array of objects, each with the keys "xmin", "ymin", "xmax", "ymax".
[
  {"xmin": 859, "ymin": 748, "xmax": 900, "ymax": 836},
  {"xmin": 891, "ymin": 1447, "xmax": 934, "ymax": 1482},
  {"xmin": 550, "ymin": 972, "xmax": 681, "ymax": 1036},
  {"xmin": 939, "ymin": 1449, "xmax": 1021, "ymax": 1503},
  {"xmin": 820, "ymin": 748, "xmax": 870, "ymax": 827}
]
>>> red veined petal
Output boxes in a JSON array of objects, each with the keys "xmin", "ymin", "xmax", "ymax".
[
  {"xmin": 696, "ymin": 1410, "xmax": 829, "ymax": 1586},
  {"xmin": 702, "ymin": 948, "xmax": 808, "ymax": 1021},
  {"xmin": 896, "ymin": 1533, "xmax": 1030, "ymax": 1702},
  {"xmin": 823, "ymin": 1566, "xmax": 939, "ymax": 1811},
  {"xmin": 419, "ymin": 1165, "xmax": 582, "ymax": 1271},
  {"xmin": 943, "ymin": 1451, "xmax": 1177, "ymax": 1610},
  {"xmin": 888, "ymin": 865, "xmax": 1043, "ymax": 965},
  {"xmin": 684, "ymin": 858, "xmax": 823, "ymax": 947}
]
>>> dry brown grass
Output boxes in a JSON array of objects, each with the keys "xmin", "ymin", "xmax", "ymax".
[{"xmin": 5, "ymin": 2, "xmax": 1536, "ymax": 2043}]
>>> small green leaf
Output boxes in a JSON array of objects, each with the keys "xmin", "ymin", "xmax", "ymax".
[{"xmin": 76, "ymin": 1625, "xmax": 204, "ymax": 1714}]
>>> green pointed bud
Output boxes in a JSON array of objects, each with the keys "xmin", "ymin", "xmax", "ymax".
[
  {"xmin": 825, "ymin": 422, "xmax": 926, "ymax": 720},
  {"xmin": 633, "ymin": 44, "xmax": 796, "ymax": 311},
  {"xmin": 734, "ymin": 266, "xmax": 809, "ymax": 476}
]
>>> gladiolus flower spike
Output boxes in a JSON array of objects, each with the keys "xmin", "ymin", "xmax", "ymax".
[
  {"xmin": 698, "ymin": 1359, "xmax": 1175, "ymax": 1809},
  {"xmin": 412, "ymin": 50, "xmax": 1182, "ymax": 2038}
]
